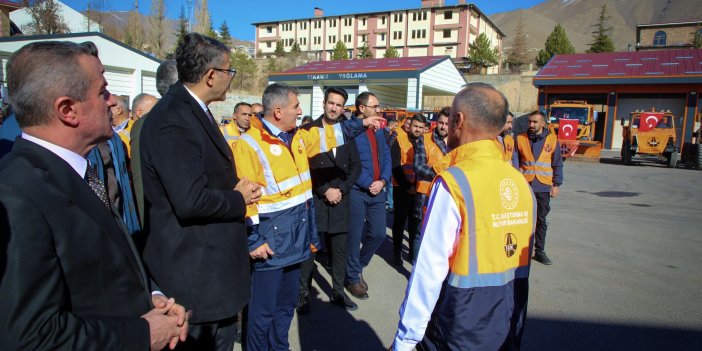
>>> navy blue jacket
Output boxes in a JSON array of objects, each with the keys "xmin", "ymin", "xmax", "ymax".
[{"xmin": 351, "ymin": 116, "xmax": 392, "ymax": 190}]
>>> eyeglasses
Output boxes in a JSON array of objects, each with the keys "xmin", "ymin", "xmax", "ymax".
[
  {"xmin": 362, "ymin": 104, "xmax": 381, "ymax": 110},
  {"xmin": 213, "ymin": 67, "xmax": 237, "ymax": 78}
]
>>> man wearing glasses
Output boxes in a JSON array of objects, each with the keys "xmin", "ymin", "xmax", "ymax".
[
  {"xmin": 220, "ymin": 102, "xmax": 253, "ymax": 149},
  {"xmin": 140, "ymin": 32, "xmax": 261, "ymax": 351}
]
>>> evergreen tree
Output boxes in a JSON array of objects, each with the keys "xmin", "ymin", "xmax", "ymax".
[
  {"xmin": 331, "ymin": 41, "xmax": 349, "ymax": 60},
  {"xmin": 505, "ymin": 14, "xmax": 529, "ymax": 72},
  {"xmin": 356, "ymin": 41, "xmax": 372, "ymax": 59},
  {"xmin": 467, "ymin": 33, "xmax": 500, "ymax": 73},
  {"xmin": 206, "ymin": 21, "xmax": 218, "ymax": 40},
  {"xmin": 175, "ymin": 5, "xmax": 188, "ymax": 50},
  {"xmin": 693, "ymin": 30, "xmax": 702, "ymax": 49},
  {"xmin": 230, "ymin": 50, "xmax": 257, "ymax": 90},
  {"xmin": 290, "ymin": 41, "xmax": 302, "ymax": 56},
  {"xmin": 219, "ymin": 21, "xmax": 231, "ymax": 47},
  {"xmin": 274, "ymin": 40, "xmax": 286, "ymax": 58},
  {"xmin": 587, "ymin": 4, "xmax": 616, "ymax": 53},
  {"xmin": 536, "ymin": 24, "xmax": 575, "ymax": 67},
  {"xmin": 383, "ymin": 46, "xmax": 399, "ymax": 58}
]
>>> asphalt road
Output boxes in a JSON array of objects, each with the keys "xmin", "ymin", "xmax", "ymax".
[{"xmin": 239, "ymin": 153, "xmax": 702, "ymax": 351}]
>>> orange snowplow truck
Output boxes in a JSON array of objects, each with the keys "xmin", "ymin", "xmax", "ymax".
[
  {"xmin": 621, "ymin": 109, "xmax": 678, "ymax": 168},
  {"xmin": 546, "ymin": 100, "xmax": 602, "ymax": 160}
]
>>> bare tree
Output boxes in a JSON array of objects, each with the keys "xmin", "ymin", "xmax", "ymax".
[
  {"xmin": 21, "ymin": 0, "xmax": 70, "ymax": 35},
  {"xmin": 84, "ymin": 0, "xmax": 108, "ymax": 32},
  {"xmin": 193, "ymin": 0, "xmax": 211, "ymax": 35},
  {"xmin": 148, "ymin": 0, "xmax": 167, "ymax": 59},
  {"xmin": 505, "ymin": 14, "xmax": 529, "ymax": 72},
  {"xmin": 125, "ymin": 1, "xmax": 144, "ymax": 51}
]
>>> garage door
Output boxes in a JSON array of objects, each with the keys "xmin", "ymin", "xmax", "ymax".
[
  {"xmin": 105, "ymin": 68, "xmax": 133, "ymax": 99},
  {"xmin": 615, "ymin": 93, "xmax": 686, "ymax": 149},
  {"xmin": 141, "ymin": 73, "xmax": 158, "ymax": 97}
]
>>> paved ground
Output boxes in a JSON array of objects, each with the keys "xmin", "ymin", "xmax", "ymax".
[{"xmin": 238, "ymin": 152, "xmax": 702, "ymax": 351}]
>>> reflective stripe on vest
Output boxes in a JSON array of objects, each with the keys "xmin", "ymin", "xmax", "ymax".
[
  {"xmin": 221, "ymin": 125, "xmax": 240, "ymax": 147},
  {"xmin": 444, "ymin": 167, "xmax": 534, "ymax": 289},
  {"xmin": 517, "ymin": 134, "xmax": 557, "ymax": 185}
]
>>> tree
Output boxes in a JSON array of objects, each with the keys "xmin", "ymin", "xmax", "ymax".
[
  {"xmin": 587, "ymin": 4, "xmax": 616, "ymax": 53},
  {"xmin": 274, "ymin": 40, "xmax": 286, "ymax": 58},
  {"xmin": 206, "ymin": 22, "xmax": 218, "ymax": 40},
  {"xmin": 536, "ymin": 24, "xmax": 575, "ymax": 67},
  {"xmin": 125, "ymin": 2, "xmax": 144, "ymax": 51},
  {"xmin": 219, "ymin": 21, "xmax": 231, "ymax": 47},
  {"xmin": 147, "ymin": 0, "xmax": 167, "ymax": 59},
  {"xmin": 20, "ymin": 0, "xmax": 69, "ymax": 34},
  {"xmin": 174, "ymin": 5, "xmax": 188, "ymax": 50},
  {"xmin": 230, "ymin": 50, "xmax": 257, "ymax": 90},
  {"xmin": 467, "ymin": 33, "xmax": 500, "ymax": 73},
  {"xmin": 504, "ymin": 14, "xmax": 528, "ymax": 72},
  {"xmin": 84, "ymin": 0, "xmax": 107, "ymax": 32},
  {"xmin": 193, "ymin": 0, "xmax": 211, "ymax": 36},
  {"xmin": 384, "ymin": 46, "xmax": 399, "ymax": 58},
  {"xmin": 693, "ymin": 30, "xmax": 702, "ymax": 49},
  {"xmin": 331, "ymin": 41, "xmax": 349, "ymax": 60},
  {"xmin": 356, "ymin": 41, "xmax": 372, "ymax": 59}
]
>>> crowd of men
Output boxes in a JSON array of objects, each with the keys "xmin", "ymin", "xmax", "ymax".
[{"xmin": 0, "ymin": 32, "xmax": 563, "ymax": 351}]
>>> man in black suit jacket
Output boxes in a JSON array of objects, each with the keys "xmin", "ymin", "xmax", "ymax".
[
  {"xmin": 297, "ymin": 87, "xmax": 362, "ymax": 314},
  {"xmin": 140, "ymin": 33, "xmax": 261, "ymax": 350},
  {"xmin": 0, "ymin": 41, "xmax": 187, "ymax": 350}
]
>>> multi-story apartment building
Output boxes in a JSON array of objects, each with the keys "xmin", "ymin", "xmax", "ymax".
[{"xmin": 253, "ymin": 0, "xmax": 505, "ymax": 73}]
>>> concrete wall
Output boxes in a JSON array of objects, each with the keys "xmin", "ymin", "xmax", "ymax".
[
  {"xmin": 639, "ymin": 24, "xmax": 701, "ymax": 47},
  {"xmin": 423, "ymin": 71, "xmax": 539, "ymax": 112},
  {"xmin": 209, "ymin": 94, "xmax": 262, "ymax": 122}
]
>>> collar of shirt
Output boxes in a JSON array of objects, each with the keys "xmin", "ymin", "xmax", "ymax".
[
  {"xmin": 21, "ymin": 132, "xmax": 88, "ymax": 178},
  {"xmin": 113, "ymin": 118, "xmax": 130, "ymax": 133},
  {"xmin": 261, "ymin": 117, "xmax": 285, "ymax": 139},
  {"xmin": 183, "ymin": 85, "xmax": 209, "ymax": 116}
]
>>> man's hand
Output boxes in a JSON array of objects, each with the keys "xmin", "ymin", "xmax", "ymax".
[
  {"xmin": 250, "ymin": 243, "xmax": 274, "ymax": 260},
  {"xmin": 142, "ymin": 298, "xmax": 185, "ymax": 350},
  {"xmin": 151, "ymin": 295, "xmax": 191, "ymax": 349},
  {"xmin": 550, "ymin": 185, "xmax": 560, "ymax": 198},
  {"xmin": 324, "ymin": 188, "xmax": 342, "ymax": 205},
  {"xmin": 362, "ymin": 116, "xmax": 386, "ymax": 130},
  {"xmin": 234, "ymin": 177, "xmax": 262, "ymax": 205},
  {"xmin": 369, "ymin": 180, "xmax": 384, "ymax": 196}
]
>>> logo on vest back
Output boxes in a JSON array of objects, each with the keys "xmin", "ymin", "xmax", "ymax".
[
  {"xmin": 270, "ymin": 144, "xmax": 283, "ymax": 156},
  {"xmin": 499, "ymin": 179, "xmax": 519, "ymax": 210},
  {"xmin": 504, "ymin": 233, "xmax": 517, "ymax": 258}
]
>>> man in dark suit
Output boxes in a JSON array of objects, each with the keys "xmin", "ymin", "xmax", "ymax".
[
  {"xmin": 297, "ymin": 87, "xmax": 362, "ymax": 314},
  {"xmin": 0, "ymin": 41, "xmax": 187, "ymax": 350},
  {"xmin": 140, "ymin": 33, "xmax": 261, "ymax": 350}
]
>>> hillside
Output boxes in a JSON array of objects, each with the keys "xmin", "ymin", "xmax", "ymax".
[{"xmin": 492, "ymin": 0, "xmax": 702, "ymax": 55}]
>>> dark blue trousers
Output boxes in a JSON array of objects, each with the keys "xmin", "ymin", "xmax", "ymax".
[
  {"xmin": 346, "ymin": 188, "xmax": 387, "ymax": 284},
  {"xmin": 247, "ymin": 264, "xmax": 300, "ymax": 351}
]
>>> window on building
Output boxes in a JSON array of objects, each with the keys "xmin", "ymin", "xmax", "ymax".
[
  {"xmin": 393, "ymin": 31, "xmax": 403, "ymax": 40},
  {"xmin": 344, "ymin": 18, "xmax": 352, "ymax": 26},
  {"xmin": 300, "ymin": 22, "xmax": 307, "ymax": 30},
  {"xmin": 444, "ymin": 11, "xmax": 453, "ymax": 20},
  {"xmin": 423, "ymin": 12, "xmax": 428, "ymax": 21},
  {"xmin": 422, "ymin": 29, "xmax": 426, "ymax": 38},
  {"xmin": 394, "ymin": 13, "xmax": 403, "ymax": 22},
  {"xmin": 411, "ymin": 30, "xmax": 416, "ymax": 39},
  {"xmin": 361, "ymin": 34, "xmax": 367, "ymax": 43},
  {"xmin": 379, "ymin": 33, "xmax": 386, "ymax": 42},
  {"xmin": 443, "ymin": 29, "xmax": 451, "ymax": 38},
  {"xmin": 361, "ymin": 17, "xmax": 367, "ymax": 26},
  {"xmin": 266, "ymin": 26, "xmax": 272, "ymax": 34},
  {"xmin": 329, "ymin": 19, "xmax": 337, "ymax": 27},
  {"xmin": 267, "ymin": 42, "xmax": 272, "ymax": 48},
  {"xmin": 381, "ymin": 16, "xmax": 386, "ymax": 25},
  {"xmin": 653, "ymin": 31, "xmax": 667, "ymax": 46}
]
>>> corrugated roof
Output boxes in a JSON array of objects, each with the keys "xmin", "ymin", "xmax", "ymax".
[
  {"xmin": 0, "ymin": 0, "xmax": 21, "ymax": 9},
  {"xmin": 534, "ymin": 49, "xmax": 702, "ymax": 86},
  {"xmin": 274, "ymin": 56, "xmax": 447, "ymax": 75}
]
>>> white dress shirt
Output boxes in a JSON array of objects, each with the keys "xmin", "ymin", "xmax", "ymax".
[{"xmin": 21, "ymin": 132, "xmax": 88, "ymax": 178}]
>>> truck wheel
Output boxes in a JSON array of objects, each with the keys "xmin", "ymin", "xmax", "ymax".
[
  {"xmin": 667, "ymin": 151, "xmax": 678, "ymax": 168},
  {"xmin": 622, "ymin": 142, "xmax": 632, "ymax": 165}
]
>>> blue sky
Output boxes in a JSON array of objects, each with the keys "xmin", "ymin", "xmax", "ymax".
[{"xmin": 61, "ymin": 0, "xmax": 544, "ymax": 41}]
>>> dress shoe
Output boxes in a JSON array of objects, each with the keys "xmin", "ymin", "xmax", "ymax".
[
  {"xmin": 393, "ymin": 252, "xmax": 402, "ymax": 267},
  {"xmin": 533, "ymin": 251, "xmax": 553, "ymax": 265},
  {"xmin": 360, "ymin": 273, "xmax": 368, "ymax": 291},
  {"xmin": 345, "ymin": 282, "xmax": 369, "ymax": 300},
  {"xmin": 296, "ymin": 293, "xmax": 311, "ymax": 315},
  {"xmin": 332, "ymin": 292, "xmax": 358, "ymax": 311}
]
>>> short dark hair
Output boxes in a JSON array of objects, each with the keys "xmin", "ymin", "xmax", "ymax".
[
  {"xmin": 234, "ymin": 102, "xmax": 252, "ymax": 113},
  {"xmin": 528, "ymin": 110, "xmax": 545, "ymax": 121},
  {"xmin": 262, "ymin": 83, "xmax": 298, "ymax": 115},
  {"xmin": 439, "ymin": 106, "xmax": 451, "ymax": 119},
  {"xmin": 156, "ymin": 60, "xmax": 178, "ymax": 96},
  {"xmin": 452, "ymin": 82, "xmax": 509, "ymax": 134},
  {"xmin": 355, "ymin": 92, "xmax": 377, "ymax": 113},
  {"xmin": 507, "ymin": 111, "xmax": 515, "ymax": 118},
  {"xmin": 324, "ymin": 87, "xmax": 348, "ymax": 105},
  {"xmin": 410, "ymin": 113, "xmax": 427, "ymax": 125},
  {"xmin": 175, "ymin": 33, "xmax": 229, "ymax": 84},
  {"xmin": 8, "ymin": 41, "xmax": 97, "ymax": 128}
]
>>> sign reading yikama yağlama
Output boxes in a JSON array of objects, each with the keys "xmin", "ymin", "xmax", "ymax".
[{"xmin": 306, "ymin": 73, "xmax": 369, "ymax": 80}]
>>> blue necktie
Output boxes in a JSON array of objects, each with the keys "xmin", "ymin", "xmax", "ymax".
[{"xmin": 278, "ymin": 131, "xmax": 292, "ymax": 147}]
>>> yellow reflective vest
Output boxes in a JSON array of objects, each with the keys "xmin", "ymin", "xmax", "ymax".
[{"xmin": 219, "ymin": 123, "xmax": 242, "ymax": 150}]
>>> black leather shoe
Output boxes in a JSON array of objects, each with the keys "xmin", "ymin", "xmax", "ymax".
[
  {"xmin": 345, "ymin": 283, "xmax": 369, "ymax": 300},
  {"xmin": 393, "ymin": 252, "xmax": 402, "ymax": 267},
  {"xmin": 296, "ymin": 293, "xmax": 310, "ymax": 315},
  {"xmin": 360, "ymin": 273, "xmax": 368, "ymax": 291},
  {"xmin": 332, "ymin": 293, "xmax": 358, "ymax": 311},
  {"xmin": 533, "ymin": 251, "xmax": 553, "ymax": 265}
]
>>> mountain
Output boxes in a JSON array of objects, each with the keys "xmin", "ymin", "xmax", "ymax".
[{"xmin": 491, "ymin": 0, "xmax": 702, "ymax": 55}]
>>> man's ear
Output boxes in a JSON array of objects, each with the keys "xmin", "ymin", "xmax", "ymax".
[
  {"xmin": 205, "ymin": 69, "xmax": 216, "ymax": 87},
  {"xmin": 273, "ymin": 107, "xmax": 282, "ymax": 120},
  {"xmin": 55, "ymin": 96, "xmax": 79, "ymax": 127},
  {"xmin": 453, "ymin": 111, "xmax": 465, "ymax": 136}
]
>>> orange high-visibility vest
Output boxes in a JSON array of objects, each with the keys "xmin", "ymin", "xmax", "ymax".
[
  {"xmin": 392, "ymin": 130, "xmax": 415, "ymax": 187},
  {"xmin": 516, "ymin": 133, "xmax": 557, "ymax": 185},
  {"xmin": 498, "ymin": 135, "xmax": 515, "ymax": 162},
  {"xmin": 416, "ymin": 133, "xmax": 447, "ymax": 195}
]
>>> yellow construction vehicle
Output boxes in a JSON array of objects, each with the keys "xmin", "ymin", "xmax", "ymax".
[
  {"xmin": 621, "ymin": 109, "xmax": 678, "ymax": 167},
  {"xmin": 547, "ymin": 100, "xmax": 602, "ymax": 160}
]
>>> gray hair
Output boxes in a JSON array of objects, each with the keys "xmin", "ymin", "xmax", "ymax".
[
  {"xmin": 156, "ymin": 60, "xmax": 178, "ymax": 96},
  {"xmin": 262, "ymin": 83, "xmax": 298, "ymax": 116},
  {"xmin": 114, "ymin": 95, "xmax": 129, "ymax": 113},
  {"xmin": 7, "ymin": 41, "xmax": 98, "ymax": 128},
  {"xmin": 132, "ymin": 93, "xmax": 155, "ymax": 111},
  {"xmin": 452, "ymin": 82, "xmax": 508, "ymax": 134}
]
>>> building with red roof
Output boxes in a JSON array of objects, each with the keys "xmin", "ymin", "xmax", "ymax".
[{"xmin": 533, "ymin": 49, "xmax": 702, "ymax": 153}]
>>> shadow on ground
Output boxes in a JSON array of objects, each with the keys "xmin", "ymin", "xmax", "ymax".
[{"xmin": 523, "ymin": 317, "xmax": 701, "ymax": 351}]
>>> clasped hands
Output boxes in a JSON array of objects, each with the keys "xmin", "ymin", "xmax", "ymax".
[
  {"xmin": 235, "ymin": 177, "xmax": 262, "ymax": 205},
  {"xmin": 142, "ymin": 294, "xmax": 192, "ymax": 350}
]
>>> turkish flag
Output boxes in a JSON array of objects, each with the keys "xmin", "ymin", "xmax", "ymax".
[
  {"xmin": 639, "ymin": 112, "xmax": 662, "ymax": 132},
  {"xmin": 558, "ymin": 119, "xmax": 579, "ymax": 140}
]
